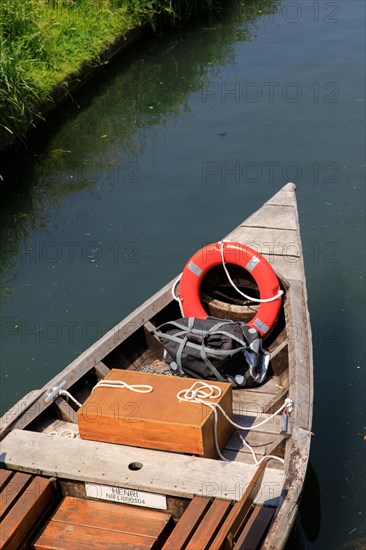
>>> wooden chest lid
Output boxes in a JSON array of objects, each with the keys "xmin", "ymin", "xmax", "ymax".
[{"xmin": 79, "ymin": 369, "xmax": 232, "ymax": 428}]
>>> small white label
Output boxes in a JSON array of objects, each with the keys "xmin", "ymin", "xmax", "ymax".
[{"xmin": 85, "ymin": 482, "xmax": 167, "ymax": 510}]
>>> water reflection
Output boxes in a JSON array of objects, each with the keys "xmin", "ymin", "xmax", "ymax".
[{"xmin": 0, "ymin": 0, "xmax": 280, "ymax": 304}]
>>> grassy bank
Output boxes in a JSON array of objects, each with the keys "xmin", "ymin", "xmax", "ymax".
[{"xmin": 0, "ymin": 0, "xmax": 213, "ymax": 148}]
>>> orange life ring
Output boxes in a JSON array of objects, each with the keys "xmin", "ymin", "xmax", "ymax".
[{"xmin": 179, "ymin": 241, "xmax": 282, "ymax": 337}]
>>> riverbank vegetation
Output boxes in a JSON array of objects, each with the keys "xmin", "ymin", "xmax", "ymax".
[{"xmin": 0, "ymin": 0, "xmax": 215, "ymax": 148}]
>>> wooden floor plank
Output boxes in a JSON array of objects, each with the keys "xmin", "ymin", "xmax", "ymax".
[
  {"xmin": 222, "ymin": 450, "xmax": 283, "ymax": 469},
  {"xmin": 185, "ymin": 499, "xmax": 232, "ymax": 550},
  {"xmin": 36, "ymin": 419, "xmax": 80, "ymax": 438},
  {"xmin": 232, "ymin": 391, "xmax": 286, "ymax": 416},
  {"xmin": 0, "ymin": 469, "xmax": 13, "ymax": 491},
  {"xmin": 234, "ymin": 505, "xmax": 275, "ymax": 549},
  {"xmin": 50, "ymin": 496, "xmax": 171, "ymax": 537},
  {"xmin": 209, "ymin": 461, "xmax": 267, "ymax": 549},
  {"xmin": 0, "ymin": 476, "xmax": 55, "ymax": 550},
  {"xmin": 234, "ymin": 376, "xmax": 284, "ymax": 396},
  {"xmin": 233, "ymin": 504, "xmax": 260, "ymax": 546},
  {"xmin": 224, "ymin": 430, "xmax": 284, "ymax": 458},
  {"xmin": 34, "ymin": 522, "xmax": 163, "ymax": 550},
  {"xmin": 1, "ymin": 430, "xmax": 285, "ymax": 505},
  {"xmin": 34, "ymin": 495, "xmax": 173, "ymax": 549},
  {"xmin": 229, "ymin": 413, "xmax": 281, "ymax": 435},
  {"xmin": 162, "ymin": 497, "xmax": 211, "ymax": 549},
  {"xmin": 0, "ymin": 471, "xmax": 31, "ymax": 520}
]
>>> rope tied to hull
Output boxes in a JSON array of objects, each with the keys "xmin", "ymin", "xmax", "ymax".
[
  {"xmin": 58, "ymin": 389, "xmax": 82, "ymax": 408},
  {"xmin": 45, "ymin": 380, "xmax": 153, "ymax": 411},
  {"xmin": 178, "ymin": 380, "xmax": 293, "ymax": 465}
]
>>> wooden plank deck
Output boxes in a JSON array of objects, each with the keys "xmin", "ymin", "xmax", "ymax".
[
  {"xmin": 0, "ymin": 470, "xmax": 56, "ymax": 549},
  {"xmin": 0, "ymin": 430, "xmax": 285, "ymax": 505},
  {"xmin": 34, "ymin": 496, "xmax": 173, "ymax": 550}
]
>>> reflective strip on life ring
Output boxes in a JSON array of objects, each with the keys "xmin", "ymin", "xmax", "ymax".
[{"xmin": 179, "ymin": 241, "xmax": 282, "ymax": 337}]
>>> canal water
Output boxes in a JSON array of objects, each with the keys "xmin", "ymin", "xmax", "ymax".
[{"xmin": 0, "ymin": 0, "xmax": 364, "ymax": 547}]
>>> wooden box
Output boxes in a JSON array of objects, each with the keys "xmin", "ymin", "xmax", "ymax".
[
  {"xmin": 77, "ymin": 370, "xmax": 233, "ymax": 458},
  {"xmin": 33, "ymin": 496, "xmax": 173, "ymax": 549}
]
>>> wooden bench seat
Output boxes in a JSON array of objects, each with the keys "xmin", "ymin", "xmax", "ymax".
[
  {"xmin": 33, "ymin": 496, "xmax": 174, "ymax": 549},
  {"xmin": 0, "ymin": 469, "xmax": 56, "ymax": 550},
  {"xmin": 0, "ymin": 430, "xmax": 285, "ymax": 506}
]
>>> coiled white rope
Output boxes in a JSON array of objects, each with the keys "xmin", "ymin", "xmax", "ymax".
[
  {"xmin": 219, "ymin": 240, "xmax": 284, "ymax": 304},
  {"xmin": 178, "ymin": 381, "xmax": 292, "ymax": 465},
  {"xmin": 92, "ymin": 379, "xmax": 154, "ymax": 394}
]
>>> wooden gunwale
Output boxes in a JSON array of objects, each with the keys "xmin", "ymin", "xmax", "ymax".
[{"xmin": 0, "ymin": 183, "xmax": 313, "ymax": 549}]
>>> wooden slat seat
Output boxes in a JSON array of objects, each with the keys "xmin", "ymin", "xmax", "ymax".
[
  {"xmin": 162, "ymin": 461, "xmax": 275, "ymax": 549},
  {"xmin": 162, "ymin": 497, "xmax": 231, "ymax": 550},
  {"xmin": 33, "ymin": 496, "xmax": 174, "ymax": 549},
  {"xmin": 233, "ymin": 505, "xmax": 275, "ymax": 549},
  {"xmin": 186, "ymin": 499, "xmax": 232, "ymax": 549},
  {"xmin": 209, "ymin": 461, "xmax": 267, "ymax": 548},
  {"xmin": 162, "ymin": 497, "xmax": 212, "ymax": 549},
  {"xmin": 0, "ymin": 471, "xmax": 32, "ymax": 520},
  {"xmin": 0, "ymin": 470, "xmax": 13, "ymax": 491},
  {"xmin": 0, "ymin": 469, "xmax": 56, "ymax": 550}
]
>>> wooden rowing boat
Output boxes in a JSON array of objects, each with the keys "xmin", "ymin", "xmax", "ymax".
[{"xmin": 0, "ymin": 182, "xmax": 313, "ymax": 549}]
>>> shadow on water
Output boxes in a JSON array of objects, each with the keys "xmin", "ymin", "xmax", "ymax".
[
  {"xmin": 286, "ymin": 461, "xmax": 365, "ymax": 550},
  {"xmin": 285, "ymin": 462, "xmax": 321, "ymax": 549},
  {"xmin": 0, "ymin": 0, "xmax": 280, "ymax": 306}
]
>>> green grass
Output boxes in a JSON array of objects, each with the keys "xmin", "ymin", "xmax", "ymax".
[{"xmin": 0, "ymin": 0, "xmax": 212, "ymax": 145}]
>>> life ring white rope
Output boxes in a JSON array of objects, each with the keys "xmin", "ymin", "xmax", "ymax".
[
  {"xmin": 219, "ymin": 240, "xmax": 284, "ymax": 304},
  {"xmin": 172, "ymin": 272, "xmax": 184, "ymax": 316}
]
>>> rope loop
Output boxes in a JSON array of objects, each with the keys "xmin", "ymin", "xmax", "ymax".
[{"xmin": 92, "ymin": 380, "xmax": 154, "ymax": 394}]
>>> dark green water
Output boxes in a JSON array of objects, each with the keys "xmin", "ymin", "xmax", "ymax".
[{"xmin": 1, "ymin": 1, "xmax": 365, "ymax": 547}]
